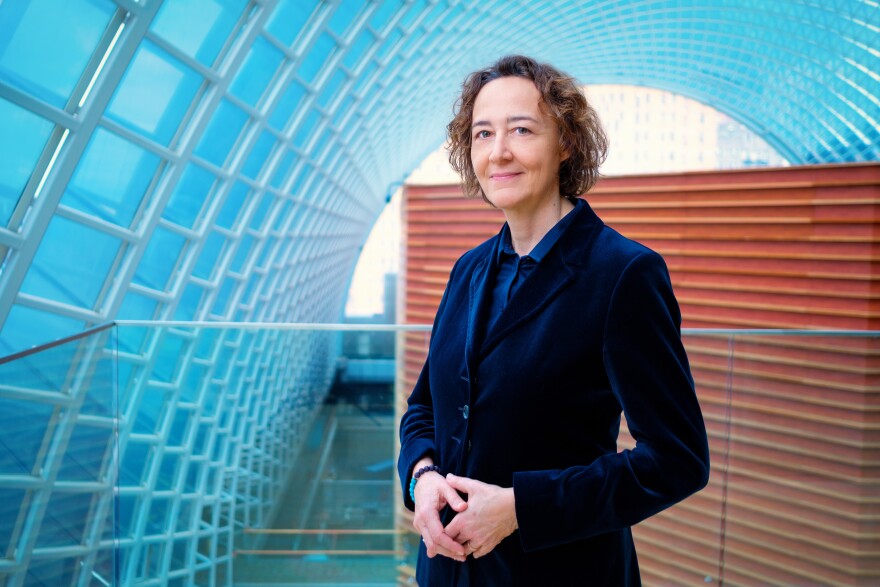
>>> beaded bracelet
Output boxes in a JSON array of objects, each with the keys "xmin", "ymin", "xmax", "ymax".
[{"xmin": 409, "ymin": 464, "xmax": 441, "ymax": 503}]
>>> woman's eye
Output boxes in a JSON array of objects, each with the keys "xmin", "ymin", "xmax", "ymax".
[
  {"xmin": 514, "ymin": 127, "xmax": 530, "ymax": 135},
  {"xmin": 475, "ymin": 130, "xmax": 490, "ymax": 139}
]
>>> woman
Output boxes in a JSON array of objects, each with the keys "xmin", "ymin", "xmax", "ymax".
[{"xmin": 398, "ymin": 55, "xmax": 710, "ymax": 586}]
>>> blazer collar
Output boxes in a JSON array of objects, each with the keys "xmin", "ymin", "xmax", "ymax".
[{"xmin": 466, "ymin": 199, "xmax": 605, "ymax": 360}]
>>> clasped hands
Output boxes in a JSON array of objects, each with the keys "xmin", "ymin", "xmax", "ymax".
[{"xmin": 412, "ymin": 470, "xmax": 518, "ymax": 562}]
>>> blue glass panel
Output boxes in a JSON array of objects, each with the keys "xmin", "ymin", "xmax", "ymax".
[
  {"xmin": 327, "ymin": 0, "xmax": 362, "ymax": 36},
  {"xmin": 212, "ymin": 277, "xmax": 236, "ymax": 316},
  {"xmin": 56, "ymin": 422, "xmax": 112, "ymax": 481},
  {"xmin": 115, "ymin": 294, "xmax": 157, "ymax": 354},
  {"xmin": 249, "ymin": 194, "xmax": 273, "ymax": 231},
  {"xmin": 106, "ymin": 41, "xmax": 203, "ymax": 145},
  {"xmin": 194, "ymin": 328, "xmax": 220, "ymax": 360},
  {"xmin": 156, "ymin": 452, "xmax": 179, "ymax": 490},
  {"xmin": 288, "ymin": 166, "xmax": 310, "ymax": 198},
  {"xmin": 151, "ymin": 0, "xmax": 245, "ymax": 66},
  {"xmin": 230, "ymin": 235, "xmax": 254, "ymax": 273},
  {"xmin": 272, "ymin": 201, "xmax": 291, "ymax": 231},
  {"xmin": 254, "ymin": 236, "xmax": 275, "ymax": 270},
  {"xmin": 292, "ymin": 110, "xmax": 321, "ymax": 148},
  {"xmin": 229, "ymin": 36, "xmax": 285, "ymax": 107},
  {"xmin": 21, "ymin": 216, "xmax": 122, "ymax": 309},
  {"xmin": 79, "ymin": 351, "xmax": 116, "ymax": 419},
  {"xmin": 62, "ymin": 127, "xmax": 162, "ymax": 228},
  {"xmin": 133, "ymin": 388, "xmax": 166, "ymax": 434},
  {"xmin": 352, "ymin": 60, "xmax": 378, "ymax": 94},
  {"xmin": 153, "ymin": 333, "xmax": 187, "ymax": 383},
  {"xmin": 193, "ymin": 232, "xmax": 227, "ymax": 280},
  {"xmin": 0, "ymin": 0, "xmax": 114, "ymax": 107},
  {"xmin": 271, "ymin": 149, "xmax": 296, "ymax": 189},
  {"xmin": 114, "ymin": 494, "xmax": 138, "ymax": 538},
  {"xmin": 299, "ymin": 33, "xmax": 336, "ymax": 84},
  {"xmin": 0, "ymin": 98, "xmax": 54, "ymax": 225},
  {"xmin": 0, "ymin": 398, "xmax": 52, "ymax": 474},
  {"xmin": 117, "ymin": 358, "xmax": 143, "ymax": 414},
  {"xmin": 342, "ymin": 29, "xmax": 373, "ymax": 70},
  {"xmin": 399, "ymin": 25, "xmax": 426, "ymax": 56},
  {"xmin": 194, "ymin": 99, "xmax": 249, "ymax": 167},
  {"xmin": 215, "ymin": 181, "xmax": 250, "ymax": 229},
  {"xmin": 268, "ymin": 80, "xmax": 308, "ymax": 130},
  {"xmin": 117, "ymin": 291, "xmax": 159, "ymax": 321},
  {"xmin": 399, "ymin": 0, "xmax": 426, "ymax": 28},
  {"xmin": 0, "ymin": 488, "xmax": 25, "ymax": 554},
  {"xmin": 174, "ymin": 283, "xmax": 205, "ymax": 320},
  {"xmin": 317, "ymin": 69, "xmax": 347, "ymax": 109},
  {"xmin": 333, "ymin": 95, "xmax": 355, "ymax": 127},
  {"xmin": 176, "ymin": 498, "xmax": 197, "ymax": 531},
  {"xmin": 182, "ymin": 363, "xmax": 208, "ymax": 403},
  {"xmin": 184, "ymin": 451, "xmax": 202, "ymax": 485},
  {"xmin": 241, "ymin": 130, "xmax": 277, "ymax": 179},
  {"xmin": 312, "ymin": 132, "xmax": 331, "ymax": 162},
  {"xmin": 240, "ymin": 272, "xmax": 261, "ymax": 306},
  {"xmin": 26, "ymin": 555, "xmax": 75, "ymax": 585},
  {"xmin": 0, "ymin": 305, "xmax": 83, "ymax": 357},
  {"xmin": 133, "ymin": 226, "xmax": 187, "ymax": 291},
  {"xmin": 161, "ymin": 163, "xmax": 216, "ymax": 229},
  {"xmin": 424, "ymin": 2, "xmax": 448, "ymax": 26},
  {"xmin": 265, "ymin": 0, "xmax": 320, "ymax": 46},
  {"xmin": 368, "ymin": 0, "xmax": 401, "ymax": 32},
  {"xmin": 119, "ymin": 441, "xmax": 150, "ymax": 486},
  {"xmin": 34, "ymin": 491, "xmax": 91, "ymax": 547},
  {"xmin": 144, "ymin": 497, "xmax": 171, "ymax": 535},
  {"xmin": 375, "ymin": 29, "xmax": 402, "ymax": 60}
]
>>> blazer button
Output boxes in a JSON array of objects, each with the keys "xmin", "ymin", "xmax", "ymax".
[{"xmin": 462, "ymin": 404, "xmax": 469, "ymax": 419}]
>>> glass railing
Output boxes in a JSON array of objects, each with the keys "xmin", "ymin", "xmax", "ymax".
[{"xmin": 0, "ymin": 324, "xmax": 877, "ymax": 586}]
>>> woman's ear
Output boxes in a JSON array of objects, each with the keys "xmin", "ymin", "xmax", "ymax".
[{"xmin": 558, "ymin": 137, "xmax": 570, "ymax": 162}]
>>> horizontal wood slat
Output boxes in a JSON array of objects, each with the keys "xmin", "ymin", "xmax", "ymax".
[{"xmin": 396, "ymin": 163, "xmax": 880, "ymax": 586}]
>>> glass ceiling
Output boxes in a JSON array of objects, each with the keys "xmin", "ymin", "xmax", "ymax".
[{"xmin": 0, "ymin": 0, "xmax": 877, "ymax": 354}]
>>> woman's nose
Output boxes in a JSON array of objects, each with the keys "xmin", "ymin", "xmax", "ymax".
[{"xmin": 489, "ymin": 135, "xmax": 511, "ymax": 162}]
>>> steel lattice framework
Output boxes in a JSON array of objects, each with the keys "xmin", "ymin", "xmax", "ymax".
[{"xmin": 0, "ymin": 0, "xmax": 876, "ymax": 585}]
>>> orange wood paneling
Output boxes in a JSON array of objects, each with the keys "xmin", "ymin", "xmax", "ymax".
[{"xmin": 396, "ymin": 163, "xmax": 880, "ymax": 586}]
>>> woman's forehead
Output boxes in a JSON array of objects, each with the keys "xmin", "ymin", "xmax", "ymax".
[{"xmin": 473, "ymin": 77, "xmax": 544, "ymax": 119}]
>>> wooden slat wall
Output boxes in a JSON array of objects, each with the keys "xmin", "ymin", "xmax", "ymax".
[{"xmin": 395, "ymin": 163, "xmax": 880, "ymax": 586}]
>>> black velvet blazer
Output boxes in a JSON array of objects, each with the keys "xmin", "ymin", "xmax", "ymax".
[{"xmin": 398, "ymin": 200, "xmax": 710, "ymax": 586}]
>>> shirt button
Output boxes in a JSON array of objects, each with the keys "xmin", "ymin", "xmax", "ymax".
[{"xmin": 462, "ymin": 405, "xmax": 470, "ymax": 419}]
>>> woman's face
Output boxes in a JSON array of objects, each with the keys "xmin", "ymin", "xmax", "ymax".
[{"xmin": 470, "ymin": 76, "xmax": 566, "ymax": 214}]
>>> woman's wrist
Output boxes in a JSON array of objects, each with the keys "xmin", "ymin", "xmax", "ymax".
[
  {"xmin": 413, "ymin": 457, "xmax": 434, "ymax": 472},
  {"xmin": 409, "ymin": 458, "xmax": 439, "ymax": 503}
]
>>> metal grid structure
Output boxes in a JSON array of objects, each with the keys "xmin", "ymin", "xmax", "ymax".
[{"xmin": 0, "ymin": 0, "xmax": 877, "ymax": 585}]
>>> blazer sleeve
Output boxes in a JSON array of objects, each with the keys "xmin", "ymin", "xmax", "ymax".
[
  {"xmin": 397, "ymin": 259, "xmax": 459, "ymax": 511},
  {"xmin": 513, "ymin": 250, "xmax": 710, "ymax": 551}
]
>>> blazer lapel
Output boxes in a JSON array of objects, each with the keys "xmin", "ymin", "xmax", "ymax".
[
  {"xmin": 481, "ymin": 245, "xmax": 574, "ymax": 356},
  {"xmin": 466, "ymin": 250, "xmax": 495, "ymax": 376}
]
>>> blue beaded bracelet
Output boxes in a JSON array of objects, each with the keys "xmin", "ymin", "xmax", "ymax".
[{"xmin": 409, "ymin": 464, "xmax": 441, "ymax": 503}]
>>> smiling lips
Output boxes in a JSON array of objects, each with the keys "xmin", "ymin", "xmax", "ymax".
[{"xmin": 490, "ymin": 172, "xmax": 522, "ymax": 181}]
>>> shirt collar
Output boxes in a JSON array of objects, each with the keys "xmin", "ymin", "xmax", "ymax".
[{"xmin": 496, "ymin": 198, "xmax": 584, "ymax": 266}]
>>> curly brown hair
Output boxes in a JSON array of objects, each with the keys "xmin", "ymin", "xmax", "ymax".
[{"xmin": 447, "ymin": 55, "xmax": 608, "ymax": 202}]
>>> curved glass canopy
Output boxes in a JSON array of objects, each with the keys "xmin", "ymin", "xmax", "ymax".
[
  {"xmin": 0, "ymin": 0, "xmax": 876, "ymax": 584},
  {"xmin": 0, "ymin": 0, "xmax": 877, "ymax": 351}
]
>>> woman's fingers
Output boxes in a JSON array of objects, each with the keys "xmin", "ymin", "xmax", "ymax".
[
  {"xmin": 441, "ymin": 476, "xmax": 518, "ymax": 559},
  {"xmin": 417, "ymin": 512, "xmax": 466, "ymax": 559},
  {"xmin": 445, "ymin": 473, "xmax": 481, "ymax": 494},
  {"xmin": 412, "ymin": 474, "xmax": 467, "ymax": 561},
  {"xmin": 441, "ymin": 482, "xmax": 468, "ymax": 512}
]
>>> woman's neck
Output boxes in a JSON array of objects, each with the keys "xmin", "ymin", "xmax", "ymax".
[{"xmin": 505, "ymin": 197, "xmax": 575, "ymax": 256}]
